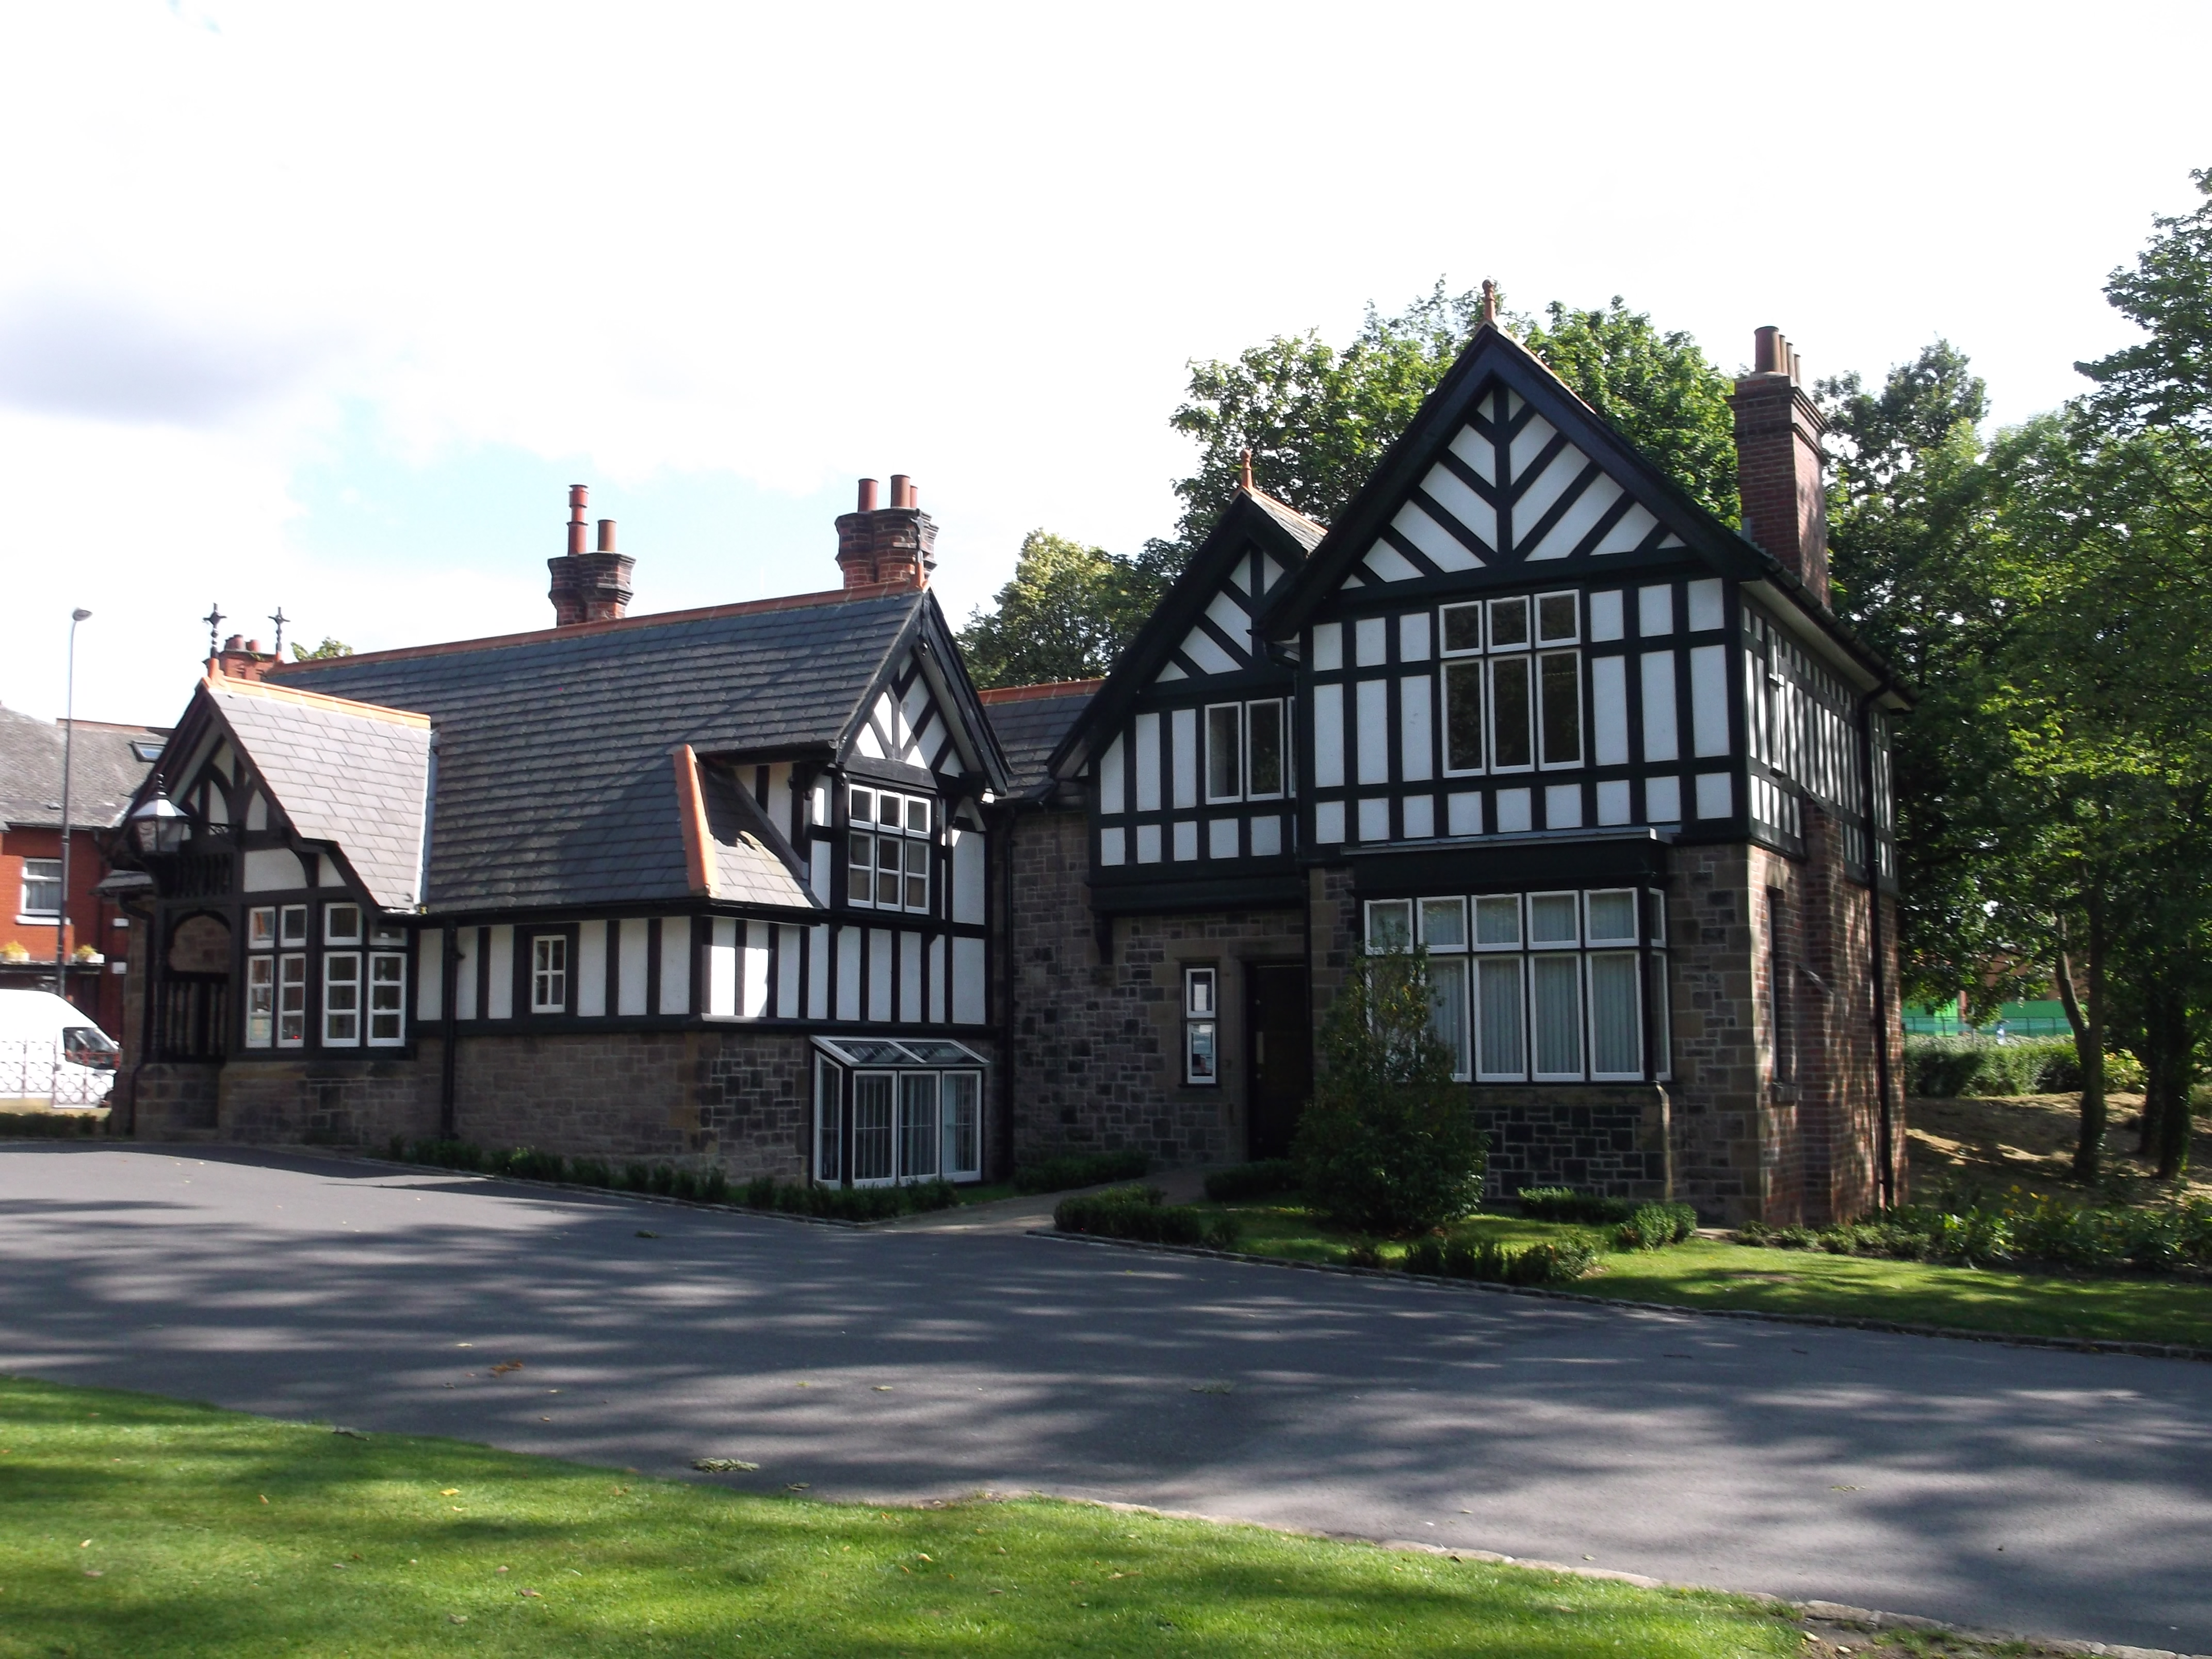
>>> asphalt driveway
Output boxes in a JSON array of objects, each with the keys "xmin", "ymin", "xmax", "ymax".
[{"xmin": 4, "ymin": 1143, "xmax": 2209, "ymax": 1651}]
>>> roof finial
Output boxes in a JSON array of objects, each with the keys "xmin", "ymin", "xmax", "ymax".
[
  {"xmin": 203, "ymin": 602, "xmax": 225, "ymax": 658},
  {"xmin": 1480, "ymin": 278, "xmax": 1499, "ymax": 328},
  {"xmin": 1239, "ymin": 448, "xmax": 1254, "ymax": 492},
  {"xmin": 268, "ymin": 606, "xmax": 288, "ymax": 656}
]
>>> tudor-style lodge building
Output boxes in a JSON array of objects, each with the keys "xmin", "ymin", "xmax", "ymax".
[{"xmin": 109, "ymin": 320, "xmax": 1908, "ymax": 1224}]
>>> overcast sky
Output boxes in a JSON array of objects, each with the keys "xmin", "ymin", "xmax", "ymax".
[{"xmin": 4, "ymin": 1, "xmax": 2207, "ymax": 726}]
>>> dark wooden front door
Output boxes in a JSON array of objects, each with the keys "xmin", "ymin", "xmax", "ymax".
[{"xmin": 1246, "ymin": 963, "xmax": 1311, "ymax": 1160}]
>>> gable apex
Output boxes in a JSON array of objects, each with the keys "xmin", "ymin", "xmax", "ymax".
[{"xmin": 1263, "ymin": 323, "xmax": 1761, "ymax": 638}]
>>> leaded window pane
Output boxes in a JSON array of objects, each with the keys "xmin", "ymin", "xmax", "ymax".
[
  {"xmin": 852, "ymin": 1073, "xmax": 893, "ymax": 1181},
  {"xmin": 899, "ymin": 1073, "xmax": 939, "ymax": 1179},
  {"xmin": 1588, "ymin": 952, "xmax": 1641, "ymax": 1077},
  {"xmin": 1539, "ymin": 652, "xmax": 1582, "ymax": 765},
  {"xmin": 1206, "ymin": 705, "xmax": 1241, "ymax": 801},
  {"xmin": 1531, "ymin": 954, "xmax": 1583, "ymax": 1076},
  {"xmin": 1444, "ymin": 660, "xmax": 1484, "ymax": 771},
  {"xmin": 1476, "ymin": 956, "xmax": 1525, "ymax": 1078},
  {"xmin": 1247, "ymin": 702, "xmax": 1284, "ymax": 796},
  {"xmin": 1491, "ymin": 656, "xmax": 1532, "ymax": 769},
  {"xmin": 1428, "ymin": 956, "xmax": 1470, "ymax": 1079}
]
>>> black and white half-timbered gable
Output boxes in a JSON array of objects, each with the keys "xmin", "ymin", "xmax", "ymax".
[{"xmin": 112, "ymin": 481, "xmax": 1013, "ymax": 1191}]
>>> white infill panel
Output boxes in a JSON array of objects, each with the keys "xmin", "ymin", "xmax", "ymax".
[
  {"xmin": 951, "ymin": 937, "xmax": 985, "ymax": 1024},
  {"xmin": 1646, "ymin": 776, "xmax": 1682, "ymax": 822},
  {"xmin": 1171, "ymin": 708, "xmax": 1197, "ymax": 808},
  {"xmin": 708, "ymin": 918, "xmax": 737, "ymax": 1017},
  {"xmin": 1508, "ymin": 413, "xmax": 1556, "ymax": 480},
  {"xmin": 1249, "ymin": 815, "xmax": 1281, "ymax": 856},
  {"xmin": 1100, "ymin": 826, "xmax": 1126, "ymax": 865},
  {"xmin": 1154, "ymin": 662, "xmax": 1186, "ymax": 682},
  {"xmin": 1696, "ymin": 772, "xmax": 1733, "ymax": 819},
  {"xmin": 808, "ymin": 924, "xmax": 829, "ymax": 1018},
  {"xmin": 1592, "ymin": 656, "xmax": 1629, "ymax": 765},
  {"xmin": 835, "ymin": 925, "xmax": 861, "ymax": 1020},
  {"xmin": 1313, "ymin": 684, "xmax": 1345, "ymax": 787},
  {"xmin": 1180, "ymin": 626, "xmax": 1239, "ymax": 676},
  {"xmin": 1398, "ymin": 611, "xmax": 1432, "ymax": 661},
  {"xmin": 1173, "ymin": 820, "xmax": 1198, "ymax": 860},
  {"xmin": 1208, "ymin": 818, "xmax": 1238, "ymax": 859},
  {"xmin": 1418, "ymin": 464, "xmax": 1495, "ymax": 555},
  {"xmin": 1589, "ymin": 590, "xmax": 1624, "ymax": 641},
  {"xmin": 577, "ymin": 920, "xmax": 607, "ymax": 1016},
  {"xmin": 743, "ymin": 922, "xmax": 770, "ymax": 1018},
  {"xmin": 1362, "ymin": 540, "xmax": 1423, "ymax": 583},
  {"xmin": 777, "ymin": 924, "xmax": 803, "ymax": 1017},
  {"xmin": 899, "ymin": 931, "xmax": 922, "ymax": 1020},
  {"xmin": 928, "ymin": 936, "xmax": 946, "ymax": 1023},
  {"xmin": 867, "ymin": 928, "xmax": 892, "ymax": 1021},
  {"xmin": 1357, "ymin": 798, "xmax": 1389, "ymax": 841},
  {"xmin": 415, "ymin": 930, "xmax": 443, "ymax": 1021},
  {"xmin": 1395, "ymin": 499, "xmax": 1481, "ymax": 571},
  {"xmin": 951, "ymin": 828, "xmax": 985, "ymax": 923},
  {"xmin": 1595, "ymin": 502, "xmax": 1657, "ymax": 556},
  {"xmin": 1526, "ymin": 471, "xmax": 1621, "ymax": 561},
  {"xmin": 1355, "ymin": 615, "xmax": 1388, "ymax": 665},
  {"xmin": 1356, "ymin": 679, "xmax": 1389, "ymax": 785},
  {"xmin": 617, "ymin": 919, "xmax": 650, "ymax": 1016},
  {"xmin": 1399, "ymin": 675, "xmax": 1433, "ymax": 782},
  {"xmin": 1097, "ymin": 736, "xmax": 1125, "ymax": 812},
  {"xmin": 1511, "ymin": 445, "xmax": 1585, "ymax": 547},
  {"xmin": 1446, "ymin": 791, "xmax": 1482, "ymax": 836},
  {"xmin": 1134, "ymin": 713, "xmax": 1162, "ymax": 810},
  {"xmin": 455, "ymin": 927, "xmax": 479, "ymax": 1020},
  {"xmin": 1204, "ymin": 588, "xmax": 1251, "ymax": 657},
  {"xmin": 1402, "ymin": 795, "xmax": 1434, "ymax": 837},
  {"xmin": 242, "ymin": 848, "xmax": 308, "ymax": 891},
  {"xmin": 1136, "ymin": 824, "xmax": 1161, "ymax": 863},
  {"xmin": 658, "ymin": 920, "xmax": 691, "ymax": 1014},
  {"xmin": 1495, "ymin": 788, "xmax": 1532, "ymax": 834},
  {"xmin": 486, "ymin": 925, "xmax": 514, "ymax": 1019},
  {"xmin": 1314, "ymin": 801, "xmax": 1346, "ymax": 842},
  {"xmin": 1687, "ymin": 578, "xmax": 1725, "ymax": 631},
  {"xmin": 809, "ymin": 840, "xmax": 831, "ymax": 902},
  {"xmin": 1448, "ymin": 422, "xmax": 1495, "ymax": 482},
  {"xmin": 1310, "ymin": 622, "xmax": 1343, "ymax": 671},
  {"xmin": 1640, "ymin": 651, "xmax": 1679, "ymax": 762},
  {"xmin": 1597, "ymin": 779, "xmax": 1631, "ymax": 825},
  {"xmin": 1690, "ymin": 644, "xmax": 1730, "ymax": 757},
  {"xmin": 1545, "ymin": 784, "xmax": 1583, "ymax": 829}
]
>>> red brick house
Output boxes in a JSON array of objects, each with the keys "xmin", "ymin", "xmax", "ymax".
[{"xmin": 0, "ymin": 706, "xmax": 166, "ymax": 1034}]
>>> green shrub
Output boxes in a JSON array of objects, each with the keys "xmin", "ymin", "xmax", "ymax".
[
  {"xmin": 1518, "ymin": 1187, "xmax": 1640, "ymax": 1225},
  {"xmin": 1616, "ymin": 1201, "xmax": 1697, "ymax": 1250},
  {"xmin": 621, "ymin": 1162, "xmax": 652, "ymax": 1192},
  {"xmin": 729, "ymin": 1177, "xmax": 961, "ymax": 1224},
  {"xmin": 700, "ymin": 1167, "xmax": 729, "ymax": 1204},
  {"xmin": 1402, "ymin": 1236, "xmax": 1447, "ymax": 1276},
  {"xmin": 1012, "ymin": 1149, "xmax": 1149, "ymax": 1194},
  {"xmin": 1341, "ymin": 1238, "xmax": 1385, "ymax": 1268},
  {"xmin": 499, "ymin": 1146, "xmax": 566, "ymax": 1182},
  {"xmin": 404, "ymin": 1138, "xmax": 484, "ymax": 1172},
  {"xmin": 1053, "ymin": 1185, "xmax": 1240, "ymax": 1248},
  {"xmin": 1296, "ymin": 953, "xmax": 1486, "ymax": 1234},
  {"xmin": 1902, "ymin": 1035, "xmax": 2143, "ymax": 1097},
  {"xmin": 1203, "ymin": 1159, "xmax": 1302, "ymax": 1202},
  {"xmin": 568, "ymin": 1156, "xmax": 612, "ymax": 1189},
  {"xmin": 0, "ymin": 1111, "xmax": 101, "ymax": 1138},
  {"xmin": 1426, "ymin": 1232, "xmax": 1599, "ymax": 1285}
]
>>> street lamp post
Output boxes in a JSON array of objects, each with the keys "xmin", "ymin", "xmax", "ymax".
[{"xmin": 52, "ymin": 608, "xmax": 92, "ymax": 1001}]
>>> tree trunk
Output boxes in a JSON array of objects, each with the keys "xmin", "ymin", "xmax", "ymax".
[
  {"xmin": 2140, "ymin": 983, "xmax": 2194, "ymax": 1180},
  {"xmin": 2057, "ymin": 903, "xmax": 2106, "ymax": 1182}
]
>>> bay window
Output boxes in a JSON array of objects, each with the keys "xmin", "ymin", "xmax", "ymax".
[
  {"xmin": 848, "ymin": 786, "xmax": 933, "ymax": 914},
  {"xmin": 811, "ymin": 1037, "xmax": 987, "ymax": 1185}
]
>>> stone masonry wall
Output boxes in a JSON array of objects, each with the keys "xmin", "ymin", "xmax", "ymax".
[
  {"xmin": 1008, "ymin": 806, "xmax": 1302, "ymax": 1166},
  {"xmin": 1470, "ymin": 1084, "xmax": 1672, "ymax": 1201},
  {"xmin": 221, "ymin": 1052, "xmax": 442, "ymax": 1148},
  {"xmin": 1665, "ymin": 842, "xmax": 1764, "ymax": 1223}
]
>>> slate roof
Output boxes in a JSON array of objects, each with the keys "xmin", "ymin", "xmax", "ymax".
[
  {"xmin": 205, "ymin": 679, "xmax": 434, "ymax": 913},
  {"xmin": 1247, "ymin": 489, "xmax": 1328, "ymax": 553},
  {"xmin": 0, "ymin": 707, "xmax": 165, "ymax": 831},
  {"xmin": 700, "ymin": 765, "xmax": 815, "ymax": 908},
  {"xmin": 268, "ymin": 589, "xmax": 925, "ymax": 913},
  {"xmin": 979, "ymin": 681, "xmax": 1099, "ymax": 797}
]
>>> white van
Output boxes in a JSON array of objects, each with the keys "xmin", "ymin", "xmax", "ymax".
[{"xmin": 0, "ymin": 989, "xmax": 119, "ymax": 1109}]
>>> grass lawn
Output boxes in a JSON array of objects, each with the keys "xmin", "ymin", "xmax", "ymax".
[
  {"xmin": 1195, "ymin": 1202, "xmax": 2212, "ymax": 1349},
  {"xmin": 0, "ymin": 1373, "xmax": 1799, "ymax": 1659}
]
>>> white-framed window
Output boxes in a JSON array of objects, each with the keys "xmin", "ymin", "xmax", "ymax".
[
  {"xmin": 20, "ymin": 858, "xmax": 61, "ymax": 919},
  {"xmin": 851, "ymin": 1070, "xmax": 895, "ymax": 1184},
  {"xmin": 1538, "ymin": 651, "xmax": 1583, "ymax": 767},
  {"xmin": 325, "ymin": 903, "xmax": 362, "ymax": 945},
  {"xmin": 1442, "ymin": 658, "xmax": 1484, "ymax": 774},
  {"xmin": 1440, "ymin": 601, "xmax": 1483, "ymax": 657},
  {"xmin": 278, "ymin": 954, "xmax": 306, "ymax": 1047},
  {"xmin": 1363, "ymin": 887, "xmax": 1671, "ymax": 1083},
  {"xmin": 368, "ymin": 952, "xmax": 406, "ymax": 1045},
  {"xmin": 246, "ymin": 955, "xmax": 275, "ymax": 1048},
  {"xmin": 279, "ymin": 905, "xmax": 308, "ymax": 947},
  {"xmin": 1488, "ymin": 596, "xmax": 1531, "ymax": 650},
  {"xmin": 530, "ymin": 935, "xmax": 568, "ymax": 1013},
  {"xmin": 248, "ymin": 906, "xmax": 276, "ymax": 949},
  {"xmin": 900, "ymin": 1073, "xmax": 940, "ymax": 1180},
  {"xmin": 941, "ymin": 1070, "xmax": 982, "ymax": 1180},
  {"xmin": 1184, "ymin": 966, "xmax": 1218, "ymax": 1085},
  {"xmin": 1363, "ymin": 899, "xmax": 1412, "ymax": 953},
  {"xmin": 847, "ymin": 786, "xmax": 933, "ymax": 914},
  {"xmin": 1535, "ymin": 591, "xmax": 1580, "ymax": 646},
  {"xmin": 322, "ymin": 953, "xmax": 361, "ymax": 1046},
  {"xmin": 1489, "ymin": 653, "xmax": 1534, "ymax": 771},
  {"xmin": 1205, "ymin": 704, "xmax": 1242, "ymax": 803},
  {"xmin": 1246, "ymin": 700, "xmax": 1287, "ymax": 799},
  {"xmin": 814, "ymin": 1056, "xmax": 842, "ymax": 1183}
]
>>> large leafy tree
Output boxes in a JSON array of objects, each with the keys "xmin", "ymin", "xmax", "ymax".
[
  {"xmin": 954, "ymin": 530, "xmax": 1156, "ymax": 689},
  {"xmin": 1154, "ymin": 284, "xmax": 1739, "ymax": 571},
  {"xmin": 2077, "ymin": 167, "xmax": 2212, "ymax": 440}
]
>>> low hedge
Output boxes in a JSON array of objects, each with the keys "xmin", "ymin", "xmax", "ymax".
[
  {"xmin": 0, "ymin": 1111, "xmax": 102, "ymax": 1138},
  {"xmin": 1055, "ymin": 1185, "xmax": 1242, "ymax": 1249},
  {"xmin": 1013, "ymin": 1148, "xmax": 1149, "ymax": 1195},
  {"xmin": 386, "ymin": 1136, "xmax": 967, "ymax": 1219},
  {"xmin": 1517, "ymin": 1186, "xmax": 1640, "ymax": 1225},
  {"xmin": 1738, "ymin": 1191, "xmax": 2212, "ymax": 1274},
  {"xmin": 1401, "ymin": 1231, "xmax": 1601, "ymax": 1286},
  {"xmin": 1202, "ymin": 1159, "xmax": 1302, "ymax": 1202},
  {"xmin": 1902, "ymin": 1034, "xmax": 2145, "ymax": 1097}
]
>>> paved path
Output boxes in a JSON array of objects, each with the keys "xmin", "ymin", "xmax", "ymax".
[{"xmin": 5, "ymin": 1144, "xmax": 2210, "ymax": 1651}]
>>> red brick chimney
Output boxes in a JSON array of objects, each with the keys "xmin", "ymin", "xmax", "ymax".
[
  {"xmin": 547, "ymin": 484, "xmax": 636, "ymax": 625},
  {"xmin": 1729, "ymin": 327, "xmax": 1830, "ymax": 607},
  {"xmin": 207, "ymin": 635, "xmax": 280, "ymax": 681},
  {"xmin": 834, "ymin": 474, "xmax": 936, "ymax": 591}
]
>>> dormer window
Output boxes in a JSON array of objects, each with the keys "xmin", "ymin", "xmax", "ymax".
[{"xmin": 847, "ymin": 786, "xmax": 932, "ymax": 913}]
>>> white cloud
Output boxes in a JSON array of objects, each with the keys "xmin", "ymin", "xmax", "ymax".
[{"xmin": 0, "ymin": 0, "xmax": 2206, "ymax": 722}]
